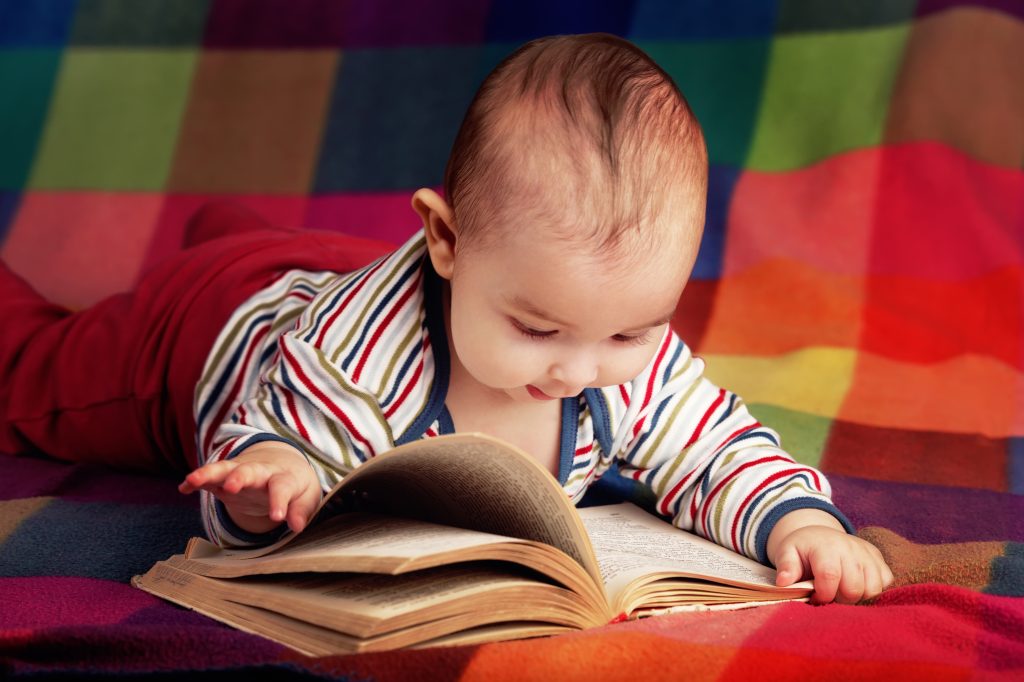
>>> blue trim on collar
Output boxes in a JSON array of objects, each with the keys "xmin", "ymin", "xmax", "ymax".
[
  {"xmin": 437, "ymin": 405, "xmax": 455, "ymax": 435},
  {"xmin": 395, "ymin": 257, "xmax": 450, "ymax": 446},
  {"xmin": 557, "ymin": 397, "xmax": 580, "ymax": 485},
  {"xmin": 583, "ymin": 388, "xmax": 613, "ymax": 456}
]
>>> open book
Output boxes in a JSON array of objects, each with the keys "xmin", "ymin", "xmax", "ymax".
[{"xmin": 133, "ymin": 433, "xmax": 811, "ymax": 655}]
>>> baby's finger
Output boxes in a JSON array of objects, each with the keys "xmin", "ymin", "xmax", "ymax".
[
  {"xmin": 835, "ymin": 555, "xmax": 865, "ymax": 604},
  {"xmin": 862, "ymin": 562, "xmax": 886, "ymax": 601},
  {"xmin": 880, "ymin": 556, "xmax": 895, "ymax": 589},
  {"xmin": 178, "ymin": 460, "xmax": 238, "ymax": 493},
  {"xmin": 864, "ymin": 554, "xmax": 895, "ymax": 600},
  {"xmin": 773, "ymin": 546, "xmax": 805, "ymax": 587},
  {"xmin": 809, "ymin": 554, "xmax": 842, "ymax": 604},
  {"xmin": 221, "ymin": 461, "xmax": 271, "ymax": 494},
  {"xmin": 266, "ymin": 472, "xmax": 301, "ymax": 525}
]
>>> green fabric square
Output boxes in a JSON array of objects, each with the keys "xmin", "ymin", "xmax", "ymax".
[
  {"xmin": 639, "ymin": 39, "xmax": 772, "ymax": 168},
  {"xmin": 70, "ymin": 0, "xmax": 210, "ymax": 46},
  {"xmin": 746, "ymin": 25, "xmax": 909, "ymax": 171},
  {"xmin": 747, "ymin": 403, "xmax": 832, "ymax": 468},
  {"xmin": 0, "ymin": 50, "xmax": 62, "ymax": 189},
  {"xmin": 29, "ymin": 49, "xmax": 196, "ymax": 191}
]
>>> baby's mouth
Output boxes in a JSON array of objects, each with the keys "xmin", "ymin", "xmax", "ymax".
[{"xmin": 526, "ymin": 385, "xmax": 559, "ymax": 401}]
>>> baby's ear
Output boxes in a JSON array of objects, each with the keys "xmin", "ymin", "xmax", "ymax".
[{"xmin": 412, "ymin": 188, "xmax": 457, "ymax": 280}]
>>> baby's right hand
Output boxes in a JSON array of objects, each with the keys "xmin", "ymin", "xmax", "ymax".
[{"xmin": 178, "ymin": 441, "xmax": 322, "ymax": 535}]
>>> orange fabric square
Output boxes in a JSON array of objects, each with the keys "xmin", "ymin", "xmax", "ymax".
[
  {"xmin": 838, "ymin": 351, "xmax": 1023, "ymax": 438},
  {"xmin": 1, "ymin": 191, "xmax": 162, "ymax": 309},
  {"xmin": 167, "ymin": 50, "xmax": 339, "ymax": 193},
  {"xmin": 700, "ymin": 259, "xmax": 864, "ymax": 355},
  {"xmin": 462, "ymin": 631, "xmax": 736, "ymax": 682}
]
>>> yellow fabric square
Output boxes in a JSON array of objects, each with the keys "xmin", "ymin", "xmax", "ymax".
[{"xmin": 701, "ymin": 347, "xmax": 857, "ymax": 419}]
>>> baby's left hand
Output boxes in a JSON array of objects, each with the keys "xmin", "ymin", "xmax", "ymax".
[{"xmin": 767, "ymin": 509, "xmax": 894, "ymax": 604}]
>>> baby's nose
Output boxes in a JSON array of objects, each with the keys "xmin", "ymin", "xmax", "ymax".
[{"xmin": 549, "ymin": 356, "xmax": 598, "ymax": 392}]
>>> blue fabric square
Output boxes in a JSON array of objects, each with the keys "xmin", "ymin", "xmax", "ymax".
[
  {"xmin": 314, "ymin": 46, "xmax": 502, "ymax": 192},
  {"xmin": 631, "ymin": 0, "xmax": 779, "ymax": 39},
  {"xmin": 0, "ymin": 499, "xmax": 202, "ymax": 582},
  {"xmin": 0, "ymin": 192, "xmax": 19, "ymax": 244},
  {"xmin": 1010, "ymin": 437, "xmax": 1024, "ymax": 496},
  {"xmin": 692, "ymin": 165, "xmax": 738, "ymax": 280},
  {"xmin": 0, "ymin": 0, "xmax": 78, "ymax": 46},
  {"xmin": 986, "ymin": 542, "xmax": 1024, "ymax": 597},
  {"xmin": 485, "ymin": 0, "xmax": 636, "ymax": 42}
]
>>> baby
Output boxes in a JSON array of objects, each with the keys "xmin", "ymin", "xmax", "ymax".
[{"xmin": 1, "ymin": 34, "xmax": 891, "ymax": 604}]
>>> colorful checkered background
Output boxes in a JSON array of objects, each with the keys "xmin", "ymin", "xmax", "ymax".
[{"xmin": 2, "ymin": 1, "xmax": 1023, "ymax": 678}]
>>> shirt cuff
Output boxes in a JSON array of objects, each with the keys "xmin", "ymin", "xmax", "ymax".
[
  {"xmin": 754, "ymin": 497, "xmax": 856, "ymax": 566},
  {"xmin": 210, "ymin": 433, "xmax": 306, "ymax": 546}
]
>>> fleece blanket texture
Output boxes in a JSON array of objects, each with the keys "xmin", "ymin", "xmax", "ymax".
[{"xmin": 1, "ymin": 1, "xmax": 1023, "ymax": 679}]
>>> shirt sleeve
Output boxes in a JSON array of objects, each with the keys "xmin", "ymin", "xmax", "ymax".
[
  {"xmin": 608, "ymin": 328, "xmax": 854, "ymax": 564},
  {"xmin": 199, "ymin": 328, "xmax": 396, "ymax": 547}
]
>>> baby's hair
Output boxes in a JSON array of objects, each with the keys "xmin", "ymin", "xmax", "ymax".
[{"xmin": 444, "ymin": 33, "xmax": 707, "ymax": 255}]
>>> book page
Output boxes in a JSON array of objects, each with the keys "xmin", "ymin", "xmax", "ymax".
[
  {"xmin": 186, "ymin": 512, "xmax": 598, "ymax": 606},
  {"xmin": 191, "ymin": 513, "xmax": 522, "ymax": 569},
  {"xmin": 315, "ymin": 434, "xmax": 604, "ymax": 588},
  {"xmin": 171, "ymin": 555, "xmax": 587, "ymax": 633},
  {"xmin": 133, "ymin": 560, "xmax": 574, "ymax": 655},
  {"xmin": 577, "ymin": 503, "xmax": 812, "ymax": 610},
  {"xmin": 206, "ymin": 433, "xmax": 602, "ymax": 588}
]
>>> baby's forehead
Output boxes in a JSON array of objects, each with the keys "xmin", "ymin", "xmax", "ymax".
[{"xmin": 474, "ymin": 155, "xmax": 703, "ymax": 240}]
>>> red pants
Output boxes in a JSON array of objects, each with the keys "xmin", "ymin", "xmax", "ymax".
[{"xmin": 0, "ymin": 204, "xmax": 392, "ymax": 474}]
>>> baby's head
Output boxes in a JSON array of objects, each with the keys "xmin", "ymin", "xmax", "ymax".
[
  {"xmin": 423, "ymin": 32, "xmax": 706, "ymax": 260},
  {"xmin": 413, "ymin": 33, "xmax": 709, "ymax": 401}
]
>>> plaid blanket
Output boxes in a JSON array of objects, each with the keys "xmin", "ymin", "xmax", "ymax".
[{"xmin": 2, "ymin": 1, "xmax": 1023, "ymax": 679}]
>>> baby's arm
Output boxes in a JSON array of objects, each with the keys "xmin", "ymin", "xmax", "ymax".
[
  {"xmin": 179, "ymin": 440, "xmax": 322, "ymax": 536},
  {"xmin": 766, "ymin": 508, "xmax": 893, "ymax": 604},
  {"xmin": 607, "ymin": 330, "xmax": 894, "ymax": 603}
]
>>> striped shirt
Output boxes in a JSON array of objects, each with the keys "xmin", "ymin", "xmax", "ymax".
[{"xmin": 194, "ymin": 229, "xmax": 852, "ymax": 560}]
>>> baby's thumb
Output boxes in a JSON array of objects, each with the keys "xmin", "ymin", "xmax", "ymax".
[{"xmin": 774, "ymin": 547, "xmax": 803, "ymax": 587}]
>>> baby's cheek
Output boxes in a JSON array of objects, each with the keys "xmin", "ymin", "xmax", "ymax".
[
  {"xmin": 485, "ymin": 344, "xmax": 545, "ymax": 386},
  {"xmin": 455, "ymin": 328, "xmax": 536, "ymax": 387}
]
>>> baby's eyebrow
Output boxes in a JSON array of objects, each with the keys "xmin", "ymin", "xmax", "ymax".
[
  {"xmin": 508, "ymin": 295, "xmax": 673, "ymax": 332},
  {"xmin": 621, "ymin": 314, "xmax": 674, "ymax": 333},
  {"xmin": 507, "ymin": 296, "xmax": 571, "ymax": 326}
]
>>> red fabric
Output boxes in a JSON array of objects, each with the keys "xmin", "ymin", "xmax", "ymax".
[{"xmin": 0, "ymin": 203, "xmax": 392, "ymax": 473}]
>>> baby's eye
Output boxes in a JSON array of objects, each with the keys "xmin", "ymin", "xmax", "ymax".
[
  {"xmin": 512, "ymin": 319, "xmax": 557, "ymax": 340},
  {"xmin": 612, "ymin": 332, "xmax": 652, "ymax": 347}
]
